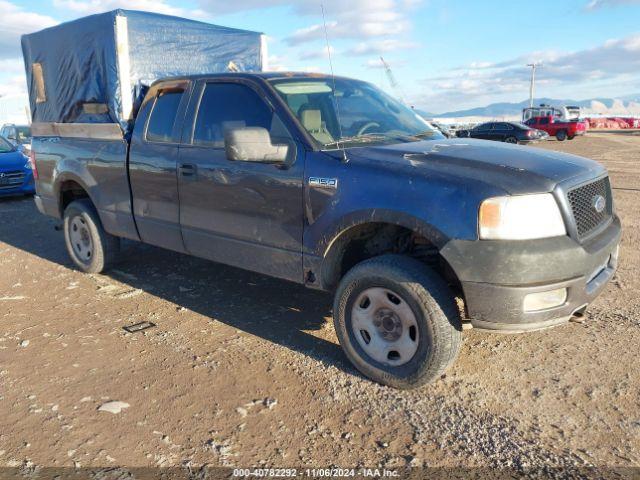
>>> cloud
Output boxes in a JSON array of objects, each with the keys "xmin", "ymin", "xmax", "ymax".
[
  {"xmin": 52, "ymin": 0, "xmax": 206, "ymax": 19},
  {"xmin": 364, "ymin": 58, "xmax": 407, "ymax": 69},
  {"xmin": 192, "ymin": 0, "xmax": 422, "ymax": 45},
  {"xmin": 266, "ymin": 54, "xmax": 321, "ymax": 73},
  {"xmin": 0, "ymin": 59, "xmax": 27, "ymax": 99},
  {"xmin": 298, "ymin": 46, "xmax": 335, "ymax": 61},
  {"xmin": 418, "ymin": 33, "xmax": 640, "ymax": 112},
  {"xmin": 0, "ymin": 0, "xmax": 57, "ymax": 59},
  {"xmin": 285, "ymin": 0, "xmax": 419, "ymax": 45},
  {"xmin": 346, "ymin": 39, "xmax": 419, "ymax": 56},
  {"xmin": 585, "ymin": 0, "xmax": 640, "ymax": 9}
]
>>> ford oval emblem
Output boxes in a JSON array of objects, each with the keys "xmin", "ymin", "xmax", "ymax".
[{"xmin": 593, "ymin": 195, "xmax": 606, "ymax": 213}]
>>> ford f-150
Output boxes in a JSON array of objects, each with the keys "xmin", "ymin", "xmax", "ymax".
[{"xmin": 31, "ymin": 73, "xmax": 621, "ymax": 388}]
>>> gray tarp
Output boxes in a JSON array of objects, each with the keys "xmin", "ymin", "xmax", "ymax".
[{"xmin": 21, "ymin": 9, "xmax": 266, "ymax": 131}]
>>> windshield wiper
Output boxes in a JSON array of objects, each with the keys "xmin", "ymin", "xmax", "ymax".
[{"xmin": 323, "ymin": 133, "xmax": 390, "ymax": 148}]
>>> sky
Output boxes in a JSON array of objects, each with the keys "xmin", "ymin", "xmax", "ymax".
[{"xmin": 0, "ymin": 0, "xmax": 639, "ymax": 123}]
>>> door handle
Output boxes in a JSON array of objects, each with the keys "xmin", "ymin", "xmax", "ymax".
[{"xmin": 179, "ymin": 163, "xmax": 196, "ymax": 178}]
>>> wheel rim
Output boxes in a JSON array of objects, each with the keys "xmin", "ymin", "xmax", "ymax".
[
  {"xmin": 506, "ymin": 137, "xmax": 517, "ymax": 143},
  {"xmin": 69, "ymin": 216, "xmax": 93, "ymax": 263},
  {"xmin": 351, "ymin": 287, "xmax": 419, "ymax": 366}
]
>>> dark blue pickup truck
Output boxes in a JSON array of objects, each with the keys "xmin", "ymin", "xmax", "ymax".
[{"xmin": 31, "ymin": 73, "xmax": 621, "ymax": 388}]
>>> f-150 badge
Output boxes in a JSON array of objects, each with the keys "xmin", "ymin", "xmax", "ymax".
[{"xmin": 309, "ymin": 177, "xmax": 338, "ymax": 189}]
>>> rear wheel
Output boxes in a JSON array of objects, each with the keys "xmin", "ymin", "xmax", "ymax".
[
  {"xmin": 504, "ymin": 136, "xmax": 518, "ymax": 144},
  {"xmin": 63, "ymin": 199, "xmax": 119, "ymax": 273},
  {"xmin": 556, "ymin": 130, "xmax": 567, "ymax": 141},
  {"xmin": 333, "ymin": 255, "xmax": 462, "ymax": 389}
]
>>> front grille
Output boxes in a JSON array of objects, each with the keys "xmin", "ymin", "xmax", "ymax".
[
  {"xmin": 567, "ymin": 177, "xmax": 611, "ymax": 239},
  {"xmin": 0, "ymin": 170, "xmax": 26, "ymax": 190}
]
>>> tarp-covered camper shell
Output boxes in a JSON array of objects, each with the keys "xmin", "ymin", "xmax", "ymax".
[{"xmin": 21, "ymin": 10, "xmax": 266, "ymax": 133}]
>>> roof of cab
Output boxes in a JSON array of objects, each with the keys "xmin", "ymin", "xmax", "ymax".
[{"xmin": 152, "ymin": 71, "xmax": 352, "ymax": 86}]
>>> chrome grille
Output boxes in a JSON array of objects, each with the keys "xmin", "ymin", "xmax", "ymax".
[
  {"xmin": 567, "ymin": 177, "xmax": 611, "ymax": 239},
  {"xmin": 0, "ymin": 170, "xmax": 26, "ymax": 190}
]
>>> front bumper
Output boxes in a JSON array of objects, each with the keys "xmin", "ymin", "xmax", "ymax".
[
  {"xmin": 0, "ymin": 170, "xmax": 35, "ymax": 196},
  {"xmin": 441, "ymin": 216, "xmax": 621, "ymax": 332}
]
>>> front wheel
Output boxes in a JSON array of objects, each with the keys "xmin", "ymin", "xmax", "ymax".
[
  {"xmin": 63, "ymin": 199, "xmax": 119, "ymax": 273},
  {"xmin": 556, "ymin": 130, "xmax": 567, "ymax": 141},
  {"xmin": 504, "ymin": 136, "xmax": 518, "ymax": 144},
  {"xmin": 333, "ymin": 255, "xmax": 462, "ymax": 389}
]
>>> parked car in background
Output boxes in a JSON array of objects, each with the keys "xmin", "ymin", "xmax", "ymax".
[
  {"xmin": 524, "ymin": 116, "xmax": 587, "ymax": 141},
  {"xmin": 523, "ymin": 104, "xmax": 581, "ymax": 122},
  {"xmin": 0, "ymin": 124, "xmax": 32, "ymax": 155},
  {"xmin": 0, "ymin": 136, "xmax": 35, "ymax": 197},
  {"xmin": 456, "ymin": 121, "xmax": 545, "ymax": 144}
]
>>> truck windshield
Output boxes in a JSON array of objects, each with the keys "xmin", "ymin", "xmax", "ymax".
[
  {"xmin": 269, "ymin": 78, "xmax": 442, "ymax": 149},
  {"xmin": 15, "ymin": 127, "xmax": 32, "ymax": 144},
  {"xmin": 0, "ymin": 137, "xmax": 15, "ymax": 153}
]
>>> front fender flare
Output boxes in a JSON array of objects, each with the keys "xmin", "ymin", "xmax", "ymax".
[{"xmin": 307, "ymin": 209, "xmax": 450, "ymax": 290}]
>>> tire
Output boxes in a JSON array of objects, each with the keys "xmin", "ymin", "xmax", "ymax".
[
  {"xmin": 504, "ymin": 136, "xmax": 518, "ymax": 144},
  {"xmin": 63, "ymin": 199, "xmax": 119, "ymax": 274},
  {"xmin": 556, "ymin": 130, "xmax": 567, "ymax": 141},
  {"xmin": 568, "ymin": 135, "xmax": 575, "ymax": 140},
  {"xmin": 333, "ymin": 255, "xmax": 462, "ymax": 389}
]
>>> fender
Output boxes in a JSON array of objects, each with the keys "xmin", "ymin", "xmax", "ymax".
[
  {"xmin": 52, "ymin": 170, "xmax": 98, "ymax": 218},
  {"xmin": 303, "ymin": 208, "xmax": 450, "ymax": 290}
]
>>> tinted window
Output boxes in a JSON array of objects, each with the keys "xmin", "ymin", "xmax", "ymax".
[
  {"xmin": 475, "ymin": 123, "xmax": 491, "ymax": 131},
  {"xmin": 146, "ymin": 90, "xmax": 184, "ymax": 143},
  {"xmin": 0, "ymin": 137, "xmax": 14, "ymax": 153},
  {"xmin": 540, "ymin": 118, "xmax": 550, "ymax": 125},
  {"xmin": 193, "ymin": 83, "xmax": 287, "ymax": 148}
]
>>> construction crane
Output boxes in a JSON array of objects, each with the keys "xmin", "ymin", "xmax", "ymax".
[{"xmin": 380, "ymin": 56, "xmax": 407, "ymax": 105}]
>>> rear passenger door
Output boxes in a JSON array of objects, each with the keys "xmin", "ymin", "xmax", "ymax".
[
  {"xmin": 129, "ymin": 82, "xmax": 190, "ymax": 253},
  {"xmin": 491, "ymin": 122, "xmax": 510, "ymax": 141},
  {"xmin": 177, "ymin": 79, "xmax": 304, "ymax": 282},
  {"xmin": 472, "ymin": 123, "xmax": 491, "ymax": 140}
]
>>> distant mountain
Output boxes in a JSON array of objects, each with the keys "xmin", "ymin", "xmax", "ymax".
[{"xmin": 434, "ymin": 95, "xmax": 640, "ymax": 118}]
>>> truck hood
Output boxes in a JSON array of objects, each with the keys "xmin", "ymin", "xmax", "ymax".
[
  {"xmin": 346, "ymin": 138, "xmax": 605, "ymax": 195},
  {"xmin": 0, "ymin": 150, "xmax": 28, "ymax": 171}
]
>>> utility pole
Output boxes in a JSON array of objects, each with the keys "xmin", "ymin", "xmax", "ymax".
[{"xmin": 527, "ymin": 63, "xmax": 541, "ymax": 108}]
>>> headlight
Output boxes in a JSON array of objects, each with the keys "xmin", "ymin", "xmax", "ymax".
[{"xmin": 479, "ymin": 193, "xmax": 566, "ymax": 240}]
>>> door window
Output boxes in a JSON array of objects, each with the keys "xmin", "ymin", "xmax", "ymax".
[
  {"xmin": 146, "ymin": 90, "xmax": 184, "ymax": 143},
  {"xmin": 192, "ymin": 83, "xmax": 291, "ymax": 148}
]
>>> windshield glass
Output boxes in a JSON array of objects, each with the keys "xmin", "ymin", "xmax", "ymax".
[
  {"xmin": 15, "ymin": 127, "xmax": 31, "ymax": 144},
  {"xmin": 269, "ymin": 77, "xmax": 443, "ymax": 149},
  {"xmin": 0, "ymin": 137, "xmax": 15, "ymax": 153}
]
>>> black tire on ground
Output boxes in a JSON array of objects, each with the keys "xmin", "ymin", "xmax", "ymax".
[
  {"xmin": 568, "ymin": 135, "xmax": 575, "ymax": 140},
  {"xmin": 504, "ymin": 136, "xmax": 518, "ymax": 144},
  {"xmin": 63, "ymin": 199, "xmax": 119, "ymax": 274},
  {"xmin": 333, "ymin": 254, "xmax": 463, "ymax": 389},
  {"xmin": 556, "ymin": 130, "xmax": 567, "ymax": 141}
]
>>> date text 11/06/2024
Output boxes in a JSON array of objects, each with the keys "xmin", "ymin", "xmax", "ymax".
[{"xmin": 232, "ymin": 468, "xmax": 400, "ymax": 477}]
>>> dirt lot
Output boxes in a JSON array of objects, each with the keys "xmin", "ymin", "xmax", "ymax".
[{"xmin": 1, "ymin": 132, "xmax": 639, "ymax": 476}]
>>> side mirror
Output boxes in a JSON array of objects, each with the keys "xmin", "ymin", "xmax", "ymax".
[{"xmin": 225, "ymin": 127, "xmax": 288, "ymax": 163}]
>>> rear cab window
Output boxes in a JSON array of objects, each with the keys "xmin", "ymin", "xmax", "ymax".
[{"xmin": 145, "ymin": 89, "xmax": 185, "ymax": 143}]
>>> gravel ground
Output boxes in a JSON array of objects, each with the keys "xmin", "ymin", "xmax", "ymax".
[{"xmin": 0, "ymin": 132, "xmax": 638, "ymax": 477}]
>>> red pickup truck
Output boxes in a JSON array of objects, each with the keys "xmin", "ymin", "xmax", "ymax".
[{"xmin": 524, "ymin": 116, "xmax": 587, "ymax": 141}]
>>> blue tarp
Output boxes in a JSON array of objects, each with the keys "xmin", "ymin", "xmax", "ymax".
[{"xmin": 21, "ymin": 10, "xmax": 265, "ymax": 130}]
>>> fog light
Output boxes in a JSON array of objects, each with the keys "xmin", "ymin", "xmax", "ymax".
[{"xmin": 523, "ymin": 288, "xmax": 567, "ymax": 312}]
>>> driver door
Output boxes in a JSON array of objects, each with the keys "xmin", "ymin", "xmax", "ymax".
[{"xmin": 177, "ymin": 80, "xmax": 305, "ymax": 282}]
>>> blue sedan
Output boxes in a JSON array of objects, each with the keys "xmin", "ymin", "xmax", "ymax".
[{"xmin": 0, "ymin": 136, "xmax": 35, "ymax": 197}]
